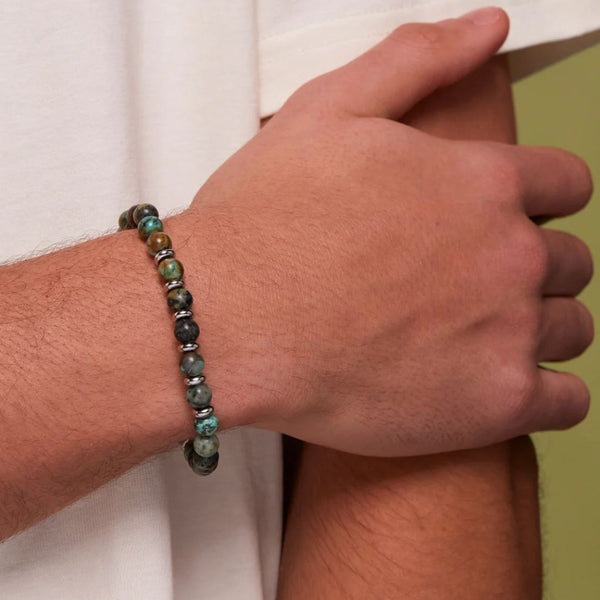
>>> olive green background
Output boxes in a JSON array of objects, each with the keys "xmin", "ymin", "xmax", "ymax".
[{"xmin": 513, "ymin": 43, "xmax": 600, "ymax": 599}]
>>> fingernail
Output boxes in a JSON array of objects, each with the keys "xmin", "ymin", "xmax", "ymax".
[{"xmin": 461, "ymin": 6, "xmax": 502, "ymax": 25}]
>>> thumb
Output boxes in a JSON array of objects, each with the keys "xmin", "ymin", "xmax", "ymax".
[{"xmin": 328, "ymin": 7, "xmax": 509, "ymax": 120}]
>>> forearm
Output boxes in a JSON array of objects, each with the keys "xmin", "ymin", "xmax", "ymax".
[
  {"xmin": 0, "ymin": 208, "xmax": 242, "ymax": 539},
  {"xmin": 277, "ymin": 55, "xmax": 543, "ymax": 598},
  {"xmin": 277, "ymin": 440, "xmax": 541, "ymax": 599}
]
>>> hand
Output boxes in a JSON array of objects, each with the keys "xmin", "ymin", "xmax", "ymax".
[{"xmin": 190, "ymin": 8, "xmax": 594, "ymax": 456}]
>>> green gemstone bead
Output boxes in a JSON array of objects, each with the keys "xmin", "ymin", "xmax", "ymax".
[
  {"xmin": 158, "ymin": 258, "xmax": 184, "ymax": 281},
  {"xmin": 188, "ymin": 450, "xmax": 219, "ymax": 475},
  {"xmin": 167, "ymin": 287, "xmax": 193, "ymax": 311},
  {"xmin": 146, "ymin": 231, "xmax": 172, "ymax": 256},
  {"xmin": 182, "ymin": 439, "xmax": 219, "ymax": 475},
  {"xmin": 138, "ymin": 215, "xmax": 163, "ymax": 240},
  {"xmin": 133, "ymin": 203, "xmax": 159, "ymax": 225},
  {"xmin": 118, "ymin": 211, "xmax": 129, "ymax": 230},
  {"xmin": 126, "ymin": 205, "xmax": 138, "ymax": 228},
  {"xmin": 186, "ymin": 383, "xmax": 212, "ymax": 409},
  {"xmin": 174, "ymin": 318, "xmax": 199, "ymax": 343},
  {"xmin": 193, "ymin": 434, "xmax": 219, "ymax": 457},
  {"xmin": 180, "ymin": 352, "xmax": 205, "ymax": 377},
  {"xmin": 195, "ymin": 414, "xmax": 219, "ymax": 436}
]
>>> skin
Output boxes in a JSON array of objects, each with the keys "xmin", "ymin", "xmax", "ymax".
[
  {"xmin": 277, "ymin": 438, "xmax": 541, "ymax": 599},
  {"xmin": 189, "ymin": 9, "xmax": 594, "ymax": 458},
  {"xmin": 277, "ymin": 55, "xmax": 543, "ymax": 600},
  {"xmin": 0, "ymin": 9, "xmax": 593, "ymax": 541}
]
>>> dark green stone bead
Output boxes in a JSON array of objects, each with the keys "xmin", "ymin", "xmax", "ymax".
[
  {"xmin": 146, "ymin": 231, "xmax": 172, "ymax": 256},
  {"xmin": 193, "ymin": 434, "xmax": 219, "ymax": 457},
  {"xmin": 186, "ymin": 382, "xmax": 212, "ymax": 409},
  {"xmin": 138, "ymin": 215, "xmax": 163, "ymax": 240},
  {"xmin": 158, "ymin": 257, "xmax": 184, "ymax": 280},
  {"xmin": 180, "ymin": 351, "xmax": 205, "ymax": 377},
  {"xmin": 167, "ymin": 288, "xmax": 193, "ymax": 311},
  {"xmin": 182, "ymin": 439, "xmax": 219, "ymax": 475},
  {"xmin": 133, "ymin": 203, "xmax": 159, "ymax": 225},
  {"xmin": 118, "ymin": 211, "xmax": 129, "ymax": 230},
  {"xmin": 188, "ymin": 449, "xmax": 219, "ymax": 476},
  {"xmin": 127, "ymin": 205, "xmax": 138, "ymax": 228},
  {"xmin": 195, "ymin": 414, "xmax": 219, "ymax": 436},
  {"xmin": 175, "ymin": 318, "xmax": 199, "ymax": 343}
]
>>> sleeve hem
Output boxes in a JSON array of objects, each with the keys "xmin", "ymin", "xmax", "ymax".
[{"xmin": 258, "ymin": 1, "xmax": 600, "ymax": 117}]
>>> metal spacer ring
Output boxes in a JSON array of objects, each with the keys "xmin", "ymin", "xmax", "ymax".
[
  {"xmin": 174, "ymin": 310, "xmax": 193, "ymax": 320},
  {"xmin": 165, "ymin": 280, "xmax": 184, "ymax": 291},
  {"xmin": 179, "ymin": 343, "xmax": 199, "ymax": 353},
  {"xmin": 185, "ymin": 375, "xmax": 206, "ymax": 387},
  {"xmin": 194, "ymin": 406, "xmax": 214, "ymax": 420},
  {"xmin": 154, "ymin": 248, "xmax": 175, "ymax": 265}
]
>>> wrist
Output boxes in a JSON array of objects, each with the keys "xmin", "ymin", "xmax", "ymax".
[{"xmin": 165, "ymin": 203, "xmax": 290, "ymax": 438}]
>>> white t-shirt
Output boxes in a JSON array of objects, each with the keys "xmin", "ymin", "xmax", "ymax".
[{"xmin": 1, "ymin": 2, "xmax": 598, "ymax": 598}]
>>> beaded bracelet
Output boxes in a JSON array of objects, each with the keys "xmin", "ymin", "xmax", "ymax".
[{"xmin": 118, "ymin": 203, "xmax": 219, "ymax": 476}]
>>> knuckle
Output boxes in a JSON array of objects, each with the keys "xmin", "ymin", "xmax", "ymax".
[
  {"xmin": 509, "ymin": 224, "xmax": 549, "ymax": 285},
  {"xmin": 389, "ymin": 22, "xmax": 444, "ymax": 51},
  {"xmin": 496, "ymin": 363, "xmax": 540, "ymax": 425},
  {"xmin": 511, "ymin": 298, "xmax": 544, "ymax": 342},
  {"xmin": 284, "ymin": 73, "xmax": 335, "ymax": 115},
  {"xmin": 469, "ymin": 145, "xmax": 522, "ymax": 205},
  {"xmin": 491, "ymin": 153, "xmax": 523, "ymax": 202}
]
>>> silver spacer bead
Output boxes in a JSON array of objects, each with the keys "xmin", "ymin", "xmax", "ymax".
[
  {"xmin": 174, "ymin": 310, "xmax": 193, "ymax": 320},
  {"xmin": 194, "ymin": 406, "xmax": 214, "ymax": 420},
  {"xmin": 179, "ymin": 343, "xmax": 199, "ymax": 353},
  {"xmin": 154, "ymin": 248, "xmax": 175, "ymax": 265},
  {"xmin": 165, "ymin": 280, "xmax": 184, "ymax": 291},
  {"xmin": 185, "ymin": 375, "xmax": 206, "ymax": 387}
]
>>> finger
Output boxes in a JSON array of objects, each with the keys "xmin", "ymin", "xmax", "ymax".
[
  {"xmin": 541, "ymin": 229, "xmax": 594, "ymax": 296},
  {"xmin": 537, "ymin": 297, "xmax": 594, "ymax": 362},
  {"xmin": 531, "ymin": 367, "xmax": 590, "ymax": 431},
  {"xmin": 327, "ymin": 7, "xmax": 509, "ymax": 120},
  {"xmin": 505, "ymin": 145, "xmax": 593, "ymax": 217}
]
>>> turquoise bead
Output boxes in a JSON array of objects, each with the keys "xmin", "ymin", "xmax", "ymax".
[
  {"xmin": 138, "ymin": 215, "xmax": 163, "ymax": 240},
  {"xmin": 193, "ymin": 434, "xmax": 219, "ymax": 457},
  {"xmin": 158, "ymin": 258, "xmax": 184, "ymax": 281},
  {"xmin": 195, "ymin": 414, "xmax": 219, "ymax": 436},
  {"xmin": 186, "ymin": 382, "xmax": 212, "ymax": 409},
  {"xmin": 180, "ymin": 351, "xmax": 205, "ymax": 377}
]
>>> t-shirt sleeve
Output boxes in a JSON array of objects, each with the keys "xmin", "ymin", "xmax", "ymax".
[{"xmin": 258, "ymin": 0, "xmax": 600, "ymax": 118}]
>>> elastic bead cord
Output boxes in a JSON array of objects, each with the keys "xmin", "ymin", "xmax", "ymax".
[{"xmin": 118, "ymin": 204, "xmax": 220, "ymax": 476}]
